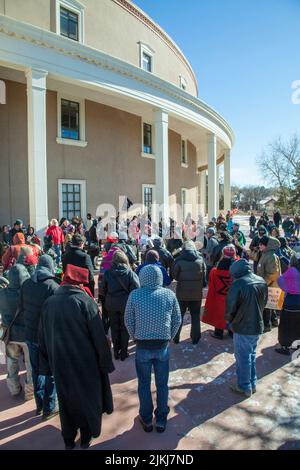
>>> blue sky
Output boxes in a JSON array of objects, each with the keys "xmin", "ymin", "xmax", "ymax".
[{"xmin": 134, "ymin": 0, "xmax": 300, "ymax": 186}]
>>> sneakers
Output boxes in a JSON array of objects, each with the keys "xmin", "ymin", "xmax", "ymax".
[
  {"xmin": 139, "ymin": 416, "xmax": 153, "ymax": 433},
  {"xmin": 252, "ymin": 387, "xmax": 257, "ymax": 394},
  {"xmin": 35, "ymin": 408, "xmax": 43, "ymax": 416},
  {"xmin": 263, "ymin": 327, "xmax": 272, "ymax": 333},
  {"xmin": 229, "ymin": 383, "xmax": 252, "ymax": 398},
  {"xmin": 42, "ymin": 409, "xmax": 59, "ymax": 421}
]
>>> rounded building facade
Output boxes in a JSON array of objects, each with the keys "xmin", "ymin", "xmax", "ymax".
[{"xmin": 0, "ymin": 0, "xmax": 234, "ymax": 231}]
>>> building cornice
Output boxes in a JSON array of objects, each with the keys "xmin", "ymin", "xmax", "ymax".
[
  {"xmin": 0, "ymin": 15, "xmax": 234, "ymax": 147},
  {"xmin": 113, "ymin": 0, "xmax": 199, "ymax": 96}
]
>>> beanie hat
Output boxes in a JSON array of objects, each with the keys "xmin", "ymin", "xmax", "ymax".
[
  {"xmin": 118, "ymin": 231, "xmax": 128, "ymax": 241},
  {"xmin": 112, "ymin": 249, "xmax": 129, "ymax": 267},
  {"xmin": 15, "ymin": 219, "xmax": 23, "ymax": 226},
  {"xmin": 222, "ymin": 244, "xmax": 236, "ymax": 259},
  {"xmin": 259, "ymin": 235, "xmax": 269, "ymax": 247},
  {"xmin": 207, "ymin": 227, "xmax": 216, "ymax": 235}
]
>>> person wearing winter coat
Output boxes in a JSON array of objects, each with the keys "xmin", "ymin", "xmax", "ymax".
[
  {"xmin": 136, "ymin": 250, "xmax": 171, "ymax": 287},
  {"xmin": 2, "ymin": 232, "xmax": 28, "ymax": 272},
  {"xmin": 87, "ymin": 219, "xmax": 100, "ymax": 268},
  {"xmin": 171, "ymin": 241, "xmax": 206, "ymax": 344},
  {"xmin": 8, "ymin": 219, "xmax": 24, "ymax": 245},
  {"xmin": 249, "ymin": 225, "xmax": 268, "ymax": 274},
  {"xmin": 99, "ymin": 251, "xmax": 140, "ymax": 361},
  {"xmin": 152, "ymin": 238, "xmax": 174, "ymax": 273},
  {"xmin": 282, "ymin": 217, "xmax": 295, "ymax": 239},
  {"xmin": 276, "ymin": 237, "xmax": 294, "ymax": 274},
  {"xmin": 257, "ymin": 236, "xmax": 281, "ymax": 332},
  {"xmin": 114, "ymin": 232, "xmax": 137, "ymax": 266},
  {"xmin": 273, "ymin": 210, "xmax": 282, "ymax": 229},
  {"xmin": 249, "ymin": 213, "xmax": 257, "ymax": 236},
  {"xmin": 225, "ymin": 259, "xmax": 268, "ymax": 398},
  {"xmin": 39, "ymin": 264, "xmax": 115, "ymax": 450},
  {"xmin": 294, "ymin": 214, "xmax": 300, "ymax": 237},
  {"xmin": 21, "ymin": 255, "xmax": 59, "ymax": 420},
  {"xmin": 0, "ymin": 264, "xmax": 33, "ymax": 400},
  {"xmin": 202, "ymin": 227, "xmax": 219, "ymax": 281},
  {"xmin": 62, "ymin": 234, "xmax": 95, "ymax": 296},
  {"xmin": 45, "ymin": 219, "xmax": 64, "ymax": 265},
  {"xmin": 212, "ymin": 231, "xmax": 233, "ymax": 266},
  {"xmin": 202, "ymin": 245, "xmax": 237, "ymax": 339},
  {"xmin": 125, "ymin": 265, "xmax": 181, "ymax": 433},
  {"xmin": 275, "ymin": 254, "xmax": 300, "ymax": 355}
]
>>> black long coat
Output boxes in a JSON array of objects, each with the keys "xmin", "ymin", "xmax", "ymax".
[{"xmin": 39, "ymin": 285, "xmax": 115, "ymax": 439}]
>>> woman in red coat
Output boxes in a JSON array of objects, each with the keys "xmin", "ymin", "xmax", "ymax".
[{"xmin": 202, "ymin": 244, "xmax": 237, "ymax": 339}]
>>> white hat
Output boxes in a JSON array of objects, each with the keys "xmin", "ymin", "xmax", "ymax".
[
  {"xmin": 110, "ymin": 232, "xmax": 119, "ymax": 239},
  {"xmin": 118, "ymin": 231, "xmax": 128, "ymax": 241}
]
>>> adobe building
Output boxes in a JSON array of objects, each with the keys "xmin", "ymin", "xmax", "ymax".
[{"xmin": 0, "ymin": 0, "xmax": 234, "ymax": 231}]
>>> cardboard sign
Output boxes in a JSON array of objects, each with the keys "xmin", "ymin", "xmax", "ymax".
[{"xmin": 266, "ymin": 287, "xmax": 284, "ymax": 310}]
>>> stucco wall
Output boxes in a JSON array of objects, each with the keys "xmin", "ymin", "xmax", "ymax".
[
  {"xmin": 0, "ymin": 80, "xmax": 29, "ymax": 225},
  {"xmin": 1, "ymin": 0, "xmax": 197, "ymax": 96},
  {"xmin": 0, "ymin": 80, "xmax": 198, "ymax": 225}
]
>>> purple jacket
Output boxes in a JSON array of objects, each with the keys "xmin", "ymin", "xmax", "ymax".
[{"xmin": 278, "ymin": 267, "xmax": 300, "ymax": 295}]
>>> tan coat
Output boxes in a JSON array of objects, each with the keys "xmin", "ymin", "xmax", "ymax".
[{"xmin": 257, "ymin": 237, "xmax": 281, "ymax": 287}]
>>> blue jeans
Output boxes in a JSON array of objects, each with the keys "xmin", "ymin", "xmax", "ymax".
[
  {"xmin": 135, "ymin": 347, "xmax": 170, "ymax": 426},
  {"xmin": 233, "ymin": 333, "xmax": 260, "ymax": 393},
  {"xmin": 53, "ymin": 244, "xmax": 61, "ymax": 264},
  {"xmin": 27, "ymin": 341, "xmax": 56, "ymax": 414}
]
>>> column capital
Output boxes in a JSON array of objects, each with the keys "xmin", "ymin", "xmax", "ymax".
[
  {"xmin": 154, "ymin": 108, "xmax": 168, "ymax": 124},
  {"xmin": 25, "ymin": 68, "xmax": 48, "ymax": 91},
  {"xmin": 207, "ymin": 132, "xmax": 216, "ymax": 143}
]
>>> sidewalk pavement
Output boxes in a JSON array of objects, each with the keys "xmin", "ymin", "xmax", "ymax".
[{"xmin": 1, "ymin": 320, "xmax": 299, "ymax": 450}]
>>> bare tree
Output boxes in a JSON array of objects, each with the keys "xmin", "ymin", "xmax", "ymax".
[{"xmin": 256, "ymin": 134, "xmax": 300, "ymax": 211}]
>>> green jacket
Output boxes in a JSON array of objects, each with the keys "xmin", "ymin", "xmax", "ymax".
[{"xmin": 257, "ymin": 237, "xmax": 281, "ymax": 287}]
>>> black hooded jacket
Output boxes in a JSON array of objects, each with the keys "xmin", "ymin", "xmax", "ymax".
[
  {"xmin": 171, "ymin": 249, "xmax": 206, "ymax": 301},
  {"xmin": 225, "ymin": 260, "xmax": 268, "ymax": 335}
]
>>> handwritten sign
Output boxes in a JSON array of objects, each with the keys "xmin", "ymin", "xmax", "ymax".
[{"xmin": 266, "ymin": 287, "xmax": 284, "ymax": 310}]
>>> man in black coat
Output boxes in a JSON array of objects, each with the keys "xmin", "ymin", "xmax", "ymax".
[
  {"xmin": 171, "ymin": 241, "xmax": 206, "ymax": 344},
  {"xmin": 273, "ymin": 210, "xmax": 282, "ymax": 229},
  {"xmin": 39, "ymin": 264, "xmax": 115, "ymax": 450},
  {"xmin": 62, "ymin": 234, "xmax": 95, "ymax": 295},
  {"xmin": 225, "ymin": 259, "xmax": 268, "ymax": 398},
  {"xmin": 153, "ymin": 238, "xmax": 174, "ymax": 273},
  {"xmin": 22, "ymin": 255, "xmax": 59, "ymax": 419}
]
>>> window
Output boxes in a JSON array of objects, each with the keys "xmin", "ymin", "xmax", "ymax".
[
  {"xmin": 180, "ymin": 76, "xmax": 187, "ymax": 91},
  {"xmin": 60, "ymin": 7, "xmax": 79, "ymax": 41},
  {"xmin": 57, "ymin": 94, "xmax": 87, "ymax": 147},
  {"xmin": 181, "ymin": 139, "xmax": 188, "ymax": 166},
  {"xmin": 143, "ymin": 123, "xmax": 152, "ymax": 154},
  {"xmin": 142, "ymin": 52, "xmax": 152, "ymax": 72},
  {"xmin": 56, "ymin": 0, "xmax": 84, "ymax": 43},
  {"xmin": 139, "ymin": 43, "xmax": 155, "ymax": 74},
  {"xmin": 61, "ymin": 99, "xmax": 80, "ymax": 140},
  {"xmin": 143, "ymin": 185, "xmax": 155, "ymax": 216},
  {"xmin": 58, "ymin": 179, "xmax": 86, "ymax": 221},
  {"xmin": 181, "ymin": 188, "xmax": 188, "ymax": 219}
]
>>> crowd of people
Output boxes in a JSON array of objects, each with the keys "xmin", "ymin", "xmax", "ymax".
[{"xmin": 0, "ymin": 208, "xmax": 299, "ymax": 449}]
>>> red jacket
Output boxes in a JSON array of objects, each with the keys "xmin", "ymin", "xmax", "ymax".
[
  {"xmin": 202, "ymin": 268, "xmax": 233, "ymax": 330},
  {"xmin": 46, "ymin": 225, "xmax": 64, "ymax": 246}
]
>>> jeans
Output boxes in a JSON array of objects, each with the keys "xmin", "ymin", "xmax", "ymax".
[
  {"xmin": 233, "ymin": 333, "xmax": 260, "ymax": 393},
  {"xmin": 6, "ymin": 341, "xmax": 34, "ymax": 399},
  {"xmin": 27, "ymin": 341, "xmax": 56, "ymax": 414},
  {"xmin": 53, "ymin": 244, "xmax": 62, "ymax": 264},
  {"xmin": 174, "ymin": 301, "xmax": 201, "ymax": 344},
  {"xmin": 135, "ymin": 346, "xmax": 170, "ymax": 426}
]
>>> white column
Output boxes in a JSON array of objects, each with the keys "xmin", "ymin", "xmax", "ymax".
[
  {"xmin": 26, "ymin": 68, "xmax": 48, "ymax": 235},
  {"xmin": 216, "ymin": 165, "xmax": 220, "ymax": 215},
  {"xmin": 207, "ymin": 133, "xmax": 217, "ymax": 221},
  {"xmin": 198, "ymin": 170, "xmax": 207, "ymax": 216},
  {"xmin": 154, "ymin": 109, "xmax": 169, "ymax": 222},
  {"xmin": 224, "ymin": 148, "xmax": 231, "ymax": 213}
]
